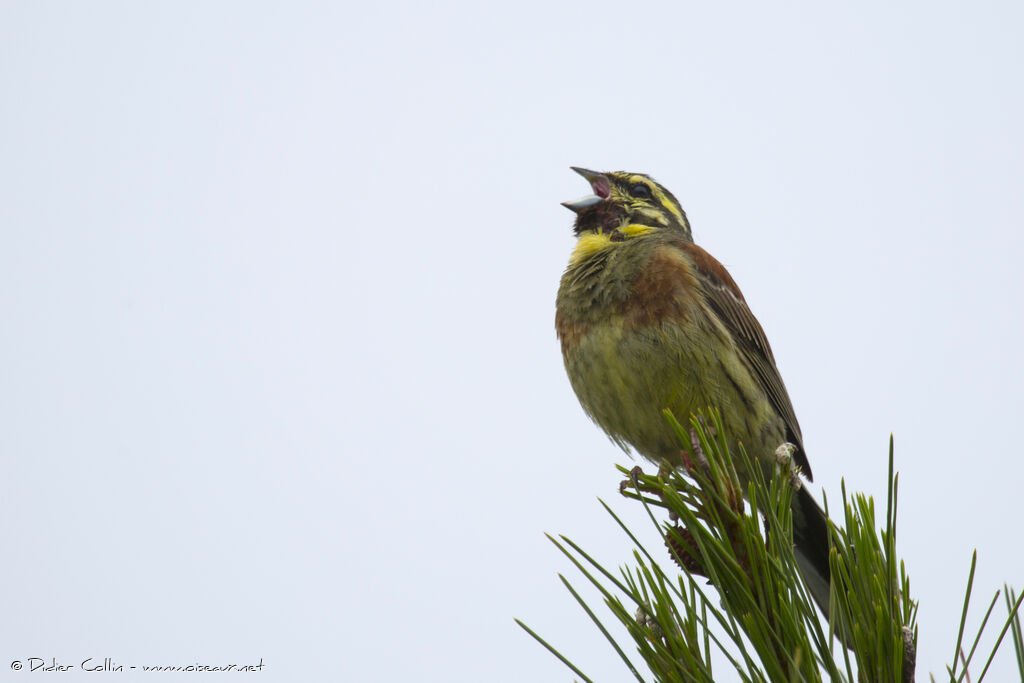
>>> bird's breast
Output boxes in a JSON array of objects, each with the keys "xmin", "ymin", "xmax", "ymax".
[
  {"xmin": 556, "ymin": 241, "xmax": 778, "ymax": 465},
  {"xmin": 560, "ymin": 316, "xmax": 720, "ymax": 462}
]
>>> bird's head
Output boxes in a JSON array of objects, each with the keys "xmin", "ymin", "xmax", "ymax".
[{"xmin": 562, "ymin": 167, "xmax": 691, "ymax": 242}]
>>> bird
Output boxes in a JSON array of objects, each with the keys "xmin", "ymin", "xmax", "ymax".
[{"xmin": 554, "ymin": 166, "xmax": 832, "ymax": 620}]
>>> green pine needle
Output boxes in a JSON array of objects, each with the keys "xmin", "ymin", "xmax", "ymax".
[{"xmin": 518, "ymin": 409, "xmax": 1017, "ymax": 682}]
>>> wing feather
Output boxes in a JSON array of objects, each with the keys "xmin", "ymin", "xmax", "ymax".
[{"xmin": 676, "ymin": 241, "xmax": 812, "ymax": 480}]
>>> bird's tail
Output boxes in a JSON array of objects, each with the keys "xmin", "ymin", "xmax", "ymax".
[{"xmin": 791, "ymin": 485, "xmax": 833, "ymax": 621}]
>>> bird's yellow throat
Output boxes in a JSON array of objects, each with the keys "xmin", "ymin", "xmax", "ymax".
[{"xmin": 569, "ymin": 224, "xmax": 657, "ymax": 265}]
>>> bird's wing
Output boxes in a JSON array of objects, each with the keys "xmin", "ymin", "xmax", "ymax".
[{"xmin": 675, "ymin": 241, "xmax": 812, "ymax": 480}]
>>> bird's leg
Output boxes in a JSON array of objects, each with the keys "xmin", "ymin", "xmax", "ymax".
[
  {"xmin": 682, "ymin": 426, "xmax": 711, "ymax": 476},
  {"xmin": 763, "ymin": 443, "xmax": 802, "ymax": 553},
  {"xmin": 696, "ymin": 414, "xmax": 718, "ymax": 439}
]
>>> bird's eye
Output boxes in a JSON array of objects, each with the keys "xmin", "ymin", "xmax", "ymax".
[{"xmin": 630, "ymin": 183, "xmax": 652, "ymax": 199}]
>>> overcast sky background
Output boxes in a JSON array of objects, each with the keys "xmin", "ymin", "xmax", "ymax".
[{"xmin": 2, "ymin": 2, "xmax": 1023, "ymax": 681}]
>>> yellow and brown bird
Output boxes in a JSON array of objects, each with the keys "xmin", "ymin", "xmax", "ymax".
[{"xmin": 555, "ymin": 166, "xmax": 832, "ymax": 617}]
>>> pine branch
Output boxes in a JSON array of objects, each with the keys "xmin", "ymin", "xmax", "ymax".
[{"xmin": 518, "ymin": 409, "xmax": 1021, "ymax": 682}]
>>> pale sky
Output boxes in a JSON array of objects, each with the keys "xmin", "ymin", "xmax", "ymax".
[{"xmin": 2, "ymin": 2, "xmax": 1023, "ymax": 681}]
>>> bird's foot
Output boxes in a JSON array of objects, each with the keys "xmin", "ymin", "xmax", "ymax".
[
  {"xmin": 773, "ymin": 442, "xmax": 803, "ymax": 490},
  {"xmin": 619, "ymin": 465, "xmax": 682, "ymax": 521}
]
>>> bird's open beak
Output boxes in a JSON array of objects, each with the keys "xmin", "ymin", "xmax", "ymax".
[{"xmin": 561, "ymin": 166, "xmax": 611, "ymax": 213}]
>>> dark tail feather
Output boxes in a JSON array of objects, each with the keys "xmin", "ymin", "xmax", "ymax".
[{"xmin": 792, "ymin": 485, "xmax": 832, "ymax": 621}]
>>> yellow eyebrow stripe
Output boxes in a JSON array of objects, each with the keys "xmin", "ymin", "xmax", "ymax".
[{"xmin": 652, "ymin": 187, "xmax": 685, "ymax": 225}]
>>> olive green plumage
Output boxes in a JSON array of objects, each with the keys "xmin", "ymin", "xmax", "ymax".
[
  {"xmin": 558, "ymin": 231, "xmax": 787, "ymax": 473},
  {"xmin": 555, "ymin": 167, "xmax": 832, "ymax": 620}
]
